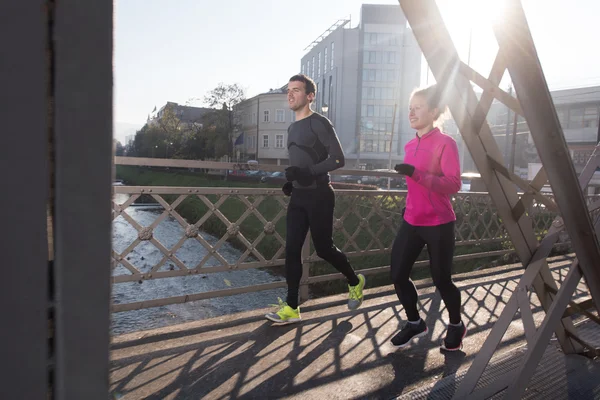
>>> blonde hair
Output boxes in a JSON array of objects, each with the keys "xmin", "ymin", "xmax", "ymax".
[{"xmin": 410, "ymin": 84, "xmax": 450, "ymax": 128}]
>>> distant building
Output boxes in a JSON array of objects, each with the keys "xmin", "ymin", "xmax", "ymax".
[
  {"xmin": 487, "ymin": 85, "xmax": 600, "ymax": 177},
  {"xmin": 151, "ymin": 102, "xmax": 213, "ymax": 128},
  {"xmin": 234, "ymin": 86, "xmax": 293, "ymax": 164},
  {"xmin": 300, "ymin": 4, "xmax": 422, "ymax": 170}
]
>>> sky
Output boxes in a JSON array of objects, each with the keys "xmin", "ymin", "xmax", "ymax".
[{"xmin": 114, "ymin": 0, "xmax": 600, "ymax": 142}]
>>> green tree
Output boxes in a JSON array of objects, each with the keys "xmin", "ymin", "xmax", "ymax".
[
  {"xmin": 115, "ymin": 141, "xmax": 125, "ymax": 156},
  {"xmin": 203, "ymin": 83, "xmax": 246, "ymax": 160},
  {"xmin": 127, "ymin": 105, "xmax": 191, "ymax": 158}
]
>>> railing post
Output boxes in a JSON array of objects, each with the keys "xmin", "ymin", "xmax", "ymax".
[{"xmin": 299, "ymin": 231, "xmax": 311, "ymax": 303}]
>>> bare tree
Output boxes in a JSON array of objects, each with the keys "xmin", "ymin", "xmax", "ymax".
[
  {"xmin": 203, "ymin": 83, "xmax": 246, "ymax": 111},
  {"xmin": 202, "ymin": 83, "xmax": 246, "ymax": 161}
]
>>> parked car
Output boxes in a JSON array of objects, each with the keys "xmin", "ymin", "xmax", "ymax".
[{"xmin": 260, "ymin": 171, "xmax": 285, "ymax": 183}]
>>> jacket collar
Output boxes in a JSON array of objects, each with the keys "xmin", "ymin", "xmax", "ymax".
[{"xmin": 415, "ymin": 127, "xmax": 441, "ymax": 140}]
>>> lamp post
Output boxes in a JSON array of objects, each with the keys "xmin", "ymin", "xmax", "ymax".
[
  {"xmin": 152, "ymin": 145, "xmax": 158, "ymax": 158},
  {"xmin": 166, "ymin": 142, "xmax": 173, "ymax": 158},
  {"xmin": 321, "ymin": 104, "xmax": 329, "ymax": 114}
]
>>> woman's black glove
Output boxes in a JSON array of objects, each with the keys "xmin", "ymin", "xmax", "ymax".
[{"xmin": 394, "ymin": 163, "xmax": 415, "ymax": 177}]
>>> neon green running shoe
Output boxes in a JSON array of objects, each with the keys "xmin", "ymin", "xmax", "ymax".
[
  {"xmin": 348, "ymin": 274, "xmax": 366, "ymax": 310},
  {"xmin": 265, "ymin": 297, "xmax": 301, "ymax": 325}
]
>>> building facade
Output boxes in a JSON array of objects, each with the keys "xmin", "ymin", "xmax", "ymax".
[
  {"xmin": 152, "ymin": 101, "xmax": 213, "ymax": 127},
  {"xmin": 234, "ymin": 86, "xmax": 295, "ymax": 165},
  {"xmin": 487, "ymin": 85, "xmax": 600, "ymax": 177},
  {"xmin": 300, "ymin": 5, "xmax": 422, "ymax": 169}
]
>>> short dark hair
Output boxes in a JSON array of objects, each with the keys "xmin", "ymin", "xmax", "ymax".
[{"xmin": 289, "ymin": 74, "xmax": 316, "ymax": 96}]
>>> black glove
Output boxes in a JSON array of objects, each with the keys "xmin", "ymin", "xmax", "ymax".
[
  {"xmin": 282, "ymin": 181, "xmax": 293, "ymax": 196},
  {"xmin": 394, "ymin": 163, "xmax": 415, "ymax": 177},
  {"xmin": 285, "ymin": 166, "xmax": 314, "ymax": 186}
]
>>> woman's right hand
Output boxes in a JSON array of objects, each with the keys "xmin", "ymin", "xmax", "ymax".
[{"xmin": 394, "ymin": 163, "xmax": 415, "ymax": 177}]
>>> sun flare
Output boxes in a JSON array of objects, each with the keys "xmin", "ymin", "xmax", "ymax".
[{"xmin": 441, "ymin": 0, "xmax": 508, "ymax": 28}]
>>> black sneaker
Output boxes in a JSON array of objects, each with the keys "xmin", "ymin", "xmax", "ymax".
[
  {"xmin": 441, "ymin": 321, "xmax": 467, "ymax": 351},
  {"xmin": 391, "ymin": 319, "xmax": 428, "ymax": 348}
]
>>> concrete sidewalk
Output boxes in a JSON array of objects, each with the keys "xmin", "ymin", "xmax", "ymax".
[{"xmin": 109, "ymin": 255, "xmax": 594, "ymax": 399}]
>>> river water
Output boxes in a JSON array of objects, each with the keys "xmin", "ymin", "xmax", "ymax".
[{"xmin": 111, "ymin": 193, "xmax": 286, "ymax": 335}]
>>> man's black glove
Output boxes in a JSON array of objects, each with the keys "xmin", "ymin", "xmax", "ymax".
[
  {"xmin": 394, "ymin": 163, "xmax": 415, "ymax": 177},
  {"xmin": 285, "ymin": 166, "xmax": 314, "ymax": 186},
  {"xmin": 282, "ymin": 181, "xmax": 293, "ymax": 196}
]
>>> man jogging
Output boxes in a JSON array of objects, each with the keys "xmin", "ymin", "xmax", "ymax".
[{"xmin": 265, "ymin": 74, "xmax": 366, "ymax": 324}]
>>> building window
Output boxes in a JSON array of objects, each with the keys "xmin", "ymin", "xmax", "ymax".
[
  {"xmin": 386, "ymin": 51, "xmax": 396, "ymax": 64},
  {"xmin": 316, "ymin": 83, "xmax": 320, "ymax": 110},
  {"xmin": 366, "ymin": 87, "xmax": 375, "ymax": 99},
  {"xmin": 291, "ymin": 110, "xmax": 296, "ymax": 122},
  {"xmin": 362, "ymin": 69, "xmax": 376, "ymax": 82},
  {"xmin": 385, "ymin": 105, "xmax": 394, "ymax": 117},
  {"xmin": 381, "ymin": 140, "xmax": 391, "ymax": 153},
  {"xmin": 317, "ymin": 52, "xmax": 321, "ymax": 78},
  {"xmin": 263, "ymin": 110, "xmax": 270, "ymax": 122},
  {"xmin": 262, "ymin": 134, "xmax": 269, "ymax": 148},
  {"xmin": 331, "ymin": 42, "xmax": 334, "ymax": 70},
  {"xmin": 565, "ymin": 105, "xmax": 599, "ymax": 129},
  {"xmin": 324, "ymin": 48, "xmax": 328, "ymax": 74},
  {"xmin": 275, "ymin": 109, "xmax": 285, "ymax": 122},
  {"xmin": 365, "ymin": 51, "xmax": 377, "ymax": 64},
  {"xmin": 365, "ymin": 32, "xmax": 378, "ymax": 45},
  {"xmin": 378, "ymin": 33, "xmax": 388, "ymax": 45},
  {"xmin": 568, "ymin": 107, "xmax": 583, "ymax": 129},
  {"xmin": 373, "ymin": 141, "xmax": 380, "ymax": 152},
  {"xmin": 584, "ymin": 106, "xmax": 598, "ymax": 128},
  {"xmin": 276, "ymin": 134, "xmax": 284, "ymax": 148},
  {"xmin": 572, "ymin": 149, "xmax": 594, "ymax": 165},
  {"xmin": 252, "ymin": 112, "xmax": 256, "ymax": 123},
  {"xmin": 311, "ymin": 56, "xmax": 315, "ymax": 77},
  {"xmin": 322, "ymin": 78, "xmax": 326, "ymax": 108},
  {"xmin": 386, "ymin": 123, "xmax": 393, "ymax": 134},
  {"xmin": 329, "ymin": 75, "xmax": 333, "ymax": 113},
  {"xmin": 301, "ymin": 64, "xmax": 305, "ymax": 75}
]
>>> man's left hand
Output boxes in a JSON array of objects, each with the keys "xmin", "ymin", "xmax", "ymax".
[{"xmin": 285, "ymin": 166, "xmax": 314, "ymax": 186}]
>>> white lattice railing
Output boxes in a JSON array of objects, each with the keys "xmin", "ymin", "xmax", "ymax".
[{"xmin": 111, "ymin": 186, "xmax": 576, "ymax": 312}]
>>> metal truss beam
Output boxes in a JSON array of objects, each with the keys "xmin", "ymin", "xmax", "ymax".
[
  {"xmin": 494, "ymin": 0, "xmax": 600, "ymax": 301},
  {"xmin": 399, "ymin": 0, "xmax": 600, "ymax": 397}
]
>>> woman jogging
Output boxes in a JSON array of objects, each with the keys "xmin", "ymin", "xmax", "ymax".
[{"xmin": 389, "ymin": 84, "xmax": 466, "ymax": 351}]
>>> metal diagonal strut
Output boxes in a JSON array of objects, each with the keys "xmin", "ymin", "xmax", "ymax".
[
  {"xmin": 399, "ymin": 0, "xmax": 600, "ymax": 397},
  {"xmin": 398, "ymin": 0, "xmax": 578, "ymax": 348},
  {"xmin": 493, "ymin": 0, "xmax": 600, "ymax": 303}
]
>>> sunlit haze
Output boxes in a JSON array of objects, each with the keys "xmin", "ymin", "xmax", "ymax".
[{"xmin": 114, "ymin": 0, "xmax": 600, "ymax": 141}]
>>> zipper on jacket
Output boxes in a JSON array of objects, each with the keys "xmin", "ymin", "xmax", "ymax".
[{"xmin": 414, "ymin": 136, "xmax": 421, "ymax": 156}]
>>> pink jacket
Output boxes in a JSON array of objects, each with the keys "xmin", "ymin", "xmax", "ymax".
[{"xmin": 402, "ymin": 127, "xmax": 461, "ymax": 226}]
